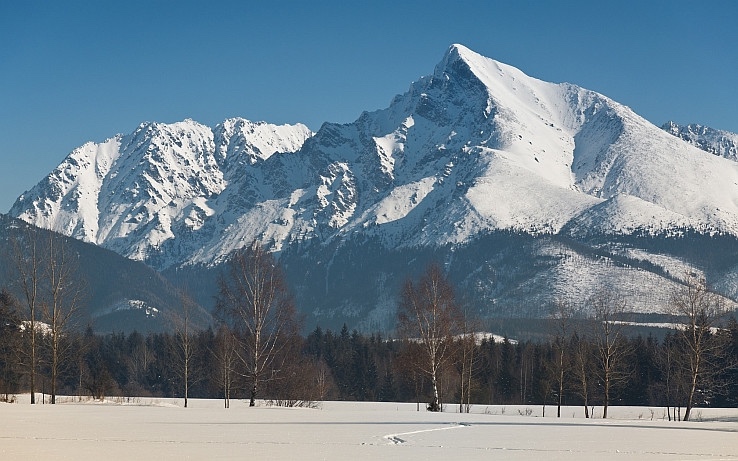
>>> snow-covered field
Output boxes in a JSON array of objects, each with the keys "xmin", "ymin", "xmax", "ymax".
[{"xmin": 2, "ymin": 396, "xmax": 737, "ymax": 460}]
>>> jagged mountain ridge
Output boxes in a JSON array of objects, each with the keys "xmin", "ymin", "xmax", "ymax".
[
  {"xmin": 13, "ymin": 45, "xmax": 738, "ymax": 270},
  {"xmin": 662, "ymin": 121, "xmax": 738, "ymax": 162},
  {"xmin": 11, "ymin": 119, "xmax": 313, "ymax": 267},
  {"xmin": 10, "ymin": 44, "xmax": 738, "ymax": 330}
]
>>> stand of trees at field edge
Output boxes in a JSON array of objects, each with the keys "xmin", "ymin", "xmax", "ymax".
[{"xmin": 0, "ymin": 236, "xmax": 737, "ymax": 422}]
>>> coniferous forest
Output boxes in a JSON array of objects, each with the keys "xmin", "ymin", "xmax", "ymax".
[
  {"xmin": 1, "ymin": 236, "xmax": 737, "ymax": 422},
  {"xmin": 2, "ymin": 288, "xmax": 738, "ymax": 420},
  {"xmin": 1, "ymin": 308, "xmax": 737, "ymax": 417}
]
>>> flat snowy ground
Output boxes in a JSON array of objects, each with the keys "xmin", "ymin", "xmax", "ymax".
[{"xmin": 2, "ymin": 396, "xmax": 737, "ymax": 460}]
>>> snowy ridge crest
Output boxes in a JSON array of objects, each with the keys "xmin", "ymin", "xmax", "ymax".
[
  {"xmin": 10, "ymin": 45, "xmax": 738, "ymax": 270},
  {"xmin": 662, "ymin": 121, "xmax": 738, "ymax": 162}
]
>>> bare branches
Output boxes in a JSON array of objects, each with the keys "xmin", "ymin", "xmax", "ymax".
[
  {"xmin": 167, "ymin": 291, "xmax": 200, "ymax": 408},
  {"xmin": 42, "ymin": 232, "xmax": 85, "ymax": 404},
  {"xmin": 550, "ymin": 298, "xmax": 574, "ymax": 418},
  {"xmin": 669, "ymin": 273, "xmax": 731, "ymax": 421},
  {"xmin": 11, "ymin": 227, "xmax": 85, "ymax": 404},
  {"xmin": 397, "ymin": 264, "xmax": 464, "ymax": 412},
  {"xmin": 216, "ymin": 241, "xmax": 300, "ymax": 407},
  {"xmin": 11, "ymin": 225, "xmax": 41, "ymax": 403},
  {"xmin": 588, "ymin": 288, "xmax": 633, "ymax": 419}
]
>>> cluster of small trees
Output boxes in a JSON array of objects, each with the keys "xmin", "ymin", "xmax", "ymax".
[
  {"xmin": 0, "ymin": 228, "xmax": 84, "ymax": 404},
  {"xmin": 1, "ymin": 235, "xmax": 736, "ymax": 421}
]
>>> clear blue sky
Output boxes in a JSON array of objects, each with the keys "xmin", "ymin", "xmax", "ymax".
[{"xmin": 2, "ymin": 0, "xmax": 737, "ymax": 213}]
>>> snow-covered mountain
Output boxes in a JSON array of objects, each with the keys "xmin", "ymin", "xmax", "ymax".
[
  {"xmin": 11, "ymin": 119, "xmax": 313, "ymax": 267},
  {"xmin": 662, "ymin": 121, "xmax": 738, "ymax": 162},
  {"xmin": 11, "ymin": 45, "xmax": 738, "ymax": 330}
]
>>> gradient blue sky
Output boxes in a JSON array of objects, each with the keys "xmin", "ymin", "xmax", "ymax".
[{"xmin": 2, "ymin": 1, "xmax": 737, "ymax": 212}]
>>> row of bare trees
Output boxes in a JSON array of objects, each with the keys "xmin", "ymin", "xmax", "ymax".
[
  {"xmin": 8, "ymin": 227, "xmax": 84, "ymax": 404},
  {"xmin": 396, "ymin": 265, "xmax": 734, "ymax": 420},
  {"xmin": 148, "ymin": 242, "xmax": 304, "ymax": 409},
  {"xmin": 1, "ymin": 234, "xmax": 315, "ymax": 408}
]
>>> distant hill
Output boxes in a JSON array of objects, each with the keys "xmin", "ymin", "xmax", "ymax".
[{"xmin": 0, "ymin": 214, "xmax": 211, "ymax": 334}]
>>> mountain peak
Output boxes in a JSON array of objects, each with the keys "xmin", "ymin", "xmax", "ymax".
[
  {"xmin": 434, "ymin": 43, "xmax": 485, "ymax": 77},
  {"xmin": 12, "ymin": 45, "xmax": 738, "ymax": 269},
  {"xmin": 445, "ymin": 43, "xmax": 473, "ymax": 60},
  {"xmin": 11, "ymin": 45, "xmax": 738, "ymax": 330}
]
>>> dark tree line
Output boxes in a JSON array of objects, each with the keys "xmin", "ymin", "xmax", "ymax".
[
  {"xmin": 1, "ymin": 237, "xmax": 736, "ymax": 420},
  {"xmin": 1, "ymin": 295, "xmax": 736, "ymax": 416}
]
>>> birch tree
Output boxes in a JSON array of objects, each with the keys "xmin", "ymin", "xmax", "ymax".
[
  {"xmin": 550, "ymin": 298, "xmax": 573, "ymax": 418},
  {"xmin": 589, "ymin": 289, "xmax": 632, "ymax": 419},
  {"xmin": 12, "ymin": 227, "xmax": 41, "ymax": 404},
  {"xmin": 397, "ymin": 264, "xmax": 463, "ymax": 412},
  {"xmin": 216, "ymin": 242, "xmax": 299, "ymax": 407},
  {"xmin": 669, "ymin": 273, "xmax": 729, "ymax": 421},
  {"xmin": 211, "ymin": 324, "xmax": 238, "ymax": 408},
  {"xmin": 169, "ymin": 292, "xmax": 199, "ymax": 408},
  {"xmin": 42, "ymin": 233, "xmax": 84, "ymax": 404}
]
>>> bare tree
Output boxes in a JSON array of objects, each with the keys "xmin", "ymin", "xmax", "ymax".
[
  {"xmin": 589, "ymin": 288, "xmax": 632, "ymax": 419},
  {"xmin": 658, "ymin": 332, "xmax": 686, "ymax": 421},
  {"xmin": 168, "ymin": 292, "xmax": 199, "ymax": 408},
  {"xmin": 265, "ymin": 335, "xmax": 320, "ymax": 408},
  {"xmin": 397, "ymin": 264, "xmax": 464, "ymax": 412},
  {"xmin": 12, "ymin": 226, "xmax": 41, "ymax": 404},
  {"xmin": 669, "ymin": 273, "xmax": 730, "ymax": 421},
  {"xmin": 550, "ymin": 298, "xmax": 573, "ymax": 418},
  {"xmin": 457, "ymin": 331, "xmax": 475, "ymax": 414},
  {"xmin": 216, "ymin": 241, "xmax": 300, "ymax": 407},
  {"xmin": 126, "ymin": 333, "xmax": 155, "ymax": 395},
  {"xmin": 313, "ymin": 359, "xmax": 335, "ymax": 402},
  {"xmin": 42, "ymin": 232, "xmax": 84, "ymax": 404},
  {"xmin": 211, "ymin": 324, "xmax": 238, "ymax": 408},
  {"xmin": 456, "ymin": 310, "xmax": 482, "ymax": 414}
]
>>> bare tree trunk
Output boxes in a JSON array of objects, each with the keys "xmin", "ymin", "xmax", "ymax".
[
  {"xmin": 573, "ymin": 336, "xmax": 591, "ymax": 419},
  {"xmin": 250, "ymin": 380, "xmax": 258, "ymax": 407},
  {"xmin": 551, "ymin": 299, "xmax": 572, "ymax": 419},
  {"xmin": 12, "ymin": 228, "xmax": 40, "ymax": 404},
  {"xmin": 43, "ymin": 233, "xmax": 84, "ymax": 405},
  {"xmin": 428, "ymin": 370, "xmax": 441, "ymax": 411},
  {"xmin": 590, "ymin": 289, "xmax": 632, "ymax": 419},
  {"xmin": 669, "ymin": 273, "xmax": 728, "ymax": 422},
  {"xmin": 602, "ymin": 369, "xmax": 610, "ymax": 419},
  {"xmin": 211, "ymin": 325, "xmax": 236, "ymax": 409},
  {"xmin": 217, "ymin": 242, "xmax": 300, "ymax": 409},
  {"xmin": 397, "ymin": 264, "xmax": 464, "ymax": 413},
  {"xmin": 557, "ymin": 351, "xmax": 564, "ymax": 418},
  {"xmin": 170, "ymin": 292, "xmax": 198, "ymax": 409}
]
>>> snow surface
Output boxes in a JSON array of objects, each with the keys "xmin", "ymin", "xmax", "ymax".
[{"xmin": 2, "ymin": 396, "xmax": 737, "ymax": 460}]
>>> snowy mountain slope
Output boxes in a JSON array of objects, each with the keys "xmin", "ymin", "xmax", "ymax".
[
  {"xmin": 11, "ymin": 119, "xmax": 312, "ymax": 266},
  {"xmin": 14, "ymin": 44, "xmax": 738, "ymax": 268},
  {"xmin": 0, "ymin": 214, "xmax": 210, "ymax": 333},
  {"xmin": 662, "ymin": 121, "xmax": 738, "ymax": 161},
  {"xmin": 10, "ymin": 44, "xmax": 738, "ymax": 329}
]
